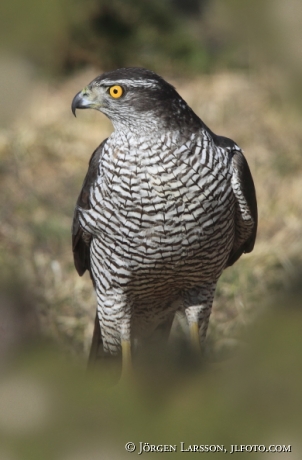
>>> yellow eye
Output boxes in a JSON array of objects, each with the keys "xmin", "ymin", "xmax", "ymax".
[{"xmin": 109, "ymin": 85, "xmax": 123, "ymax": 98}]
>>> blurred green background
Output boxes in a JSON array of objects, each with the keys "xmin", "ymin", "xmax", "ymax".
[{"xmin": 1, "ymin": 0, "xmax": 302, "ymax": 458}]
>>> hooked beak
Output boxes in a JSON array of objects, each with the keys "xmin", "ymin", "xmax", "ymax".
[{"xmin": 71, "ymin": 90, "xmax": 93, "ymax": 117}]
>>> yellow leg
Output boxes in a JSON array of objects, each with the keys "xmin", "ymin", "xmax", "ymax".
[
  {"xmin": 190, "ymin": 321, "xmax": 200, "ymax": 352},
  {"xmin": 121, "ymin": 339, "xmax": 133, "ymax": 379}
]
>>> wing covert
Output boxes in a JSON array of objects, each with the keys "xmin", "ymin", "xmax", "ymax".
[{"xmin": 226, "ymin": 149, "xmax": 258, "ymax": 267}]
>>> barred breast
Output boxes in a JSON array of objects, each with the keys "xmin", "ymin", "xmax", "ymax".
[
  {"xmin": 81, "ymin": 130, "xmax": 235, "ymax": 269},
  {"xmin": 78, "ymin": 128, "xmax": 236, "ymax": 351}
]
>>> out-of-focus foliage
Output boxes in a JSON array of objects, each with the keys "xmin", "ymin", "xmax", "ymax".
[
  {"xmin": 64, "ymin": 0, "xmax": 211, "ymax": 74},
  {"xmin": 0, "ymin": 0, "xmax": 212, "ymax": 75},
  {"xmin": 2, "ymin": 0, "xmax": 302, "ymax": 103},
  {"xmin": 0, "ymin": 0, "xmax": 72, "ymax": 72},
  {"xmin": 206, "ymin": 0, "xmax": 302, "ymax": 108},
  {"xmin": 2, "ymin": 0, "xmax": 302, "ymax": 116}
]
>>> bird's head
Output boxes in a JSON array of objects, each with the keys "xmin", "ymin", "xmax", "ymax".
[{"xmin": 71, "ymin": 67, "xmax": 199, "ymax": 132}]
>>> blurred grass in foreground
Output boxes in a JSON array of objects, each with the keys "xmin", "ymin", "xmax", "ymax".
[{"xmin": 0, "ymin": 296, "xmax": 301, "ymax": 459}]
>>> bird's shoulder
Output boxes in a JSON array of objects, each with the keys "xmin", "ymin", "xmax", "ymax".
[{"xmin": 212, "ymin": 132, "xmax": 239, "ymax": 151}]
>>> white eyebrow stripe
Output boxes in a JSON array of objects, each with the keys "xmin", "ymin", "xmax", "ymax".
[{"xmin": 95, "ymin": 79, "xmax": 160, "ymax": 88}]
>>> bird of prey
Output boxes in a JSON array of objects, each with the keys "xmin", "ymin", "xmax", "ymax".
[{"xmin": 71, "ymin": 67, "xmax": 257, "ymax": 376}]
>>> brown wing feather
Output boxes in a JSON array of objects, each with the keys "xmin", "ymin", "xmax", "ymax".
[{"xmin": 72, "ymin": 139, "xmax": 107, "ymax": 277}]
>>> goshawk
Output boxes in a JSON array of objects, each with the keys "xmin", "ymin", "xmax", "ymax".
[{"xmin": 71, "ymin": 67, "xmax": 257, "ymax": 375}]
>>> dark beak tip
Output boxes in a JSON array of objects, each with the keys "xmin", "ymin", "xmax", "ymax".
[{"xmin": 71, "ymin": 91, "xmax": 81, "ymax": 117}]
